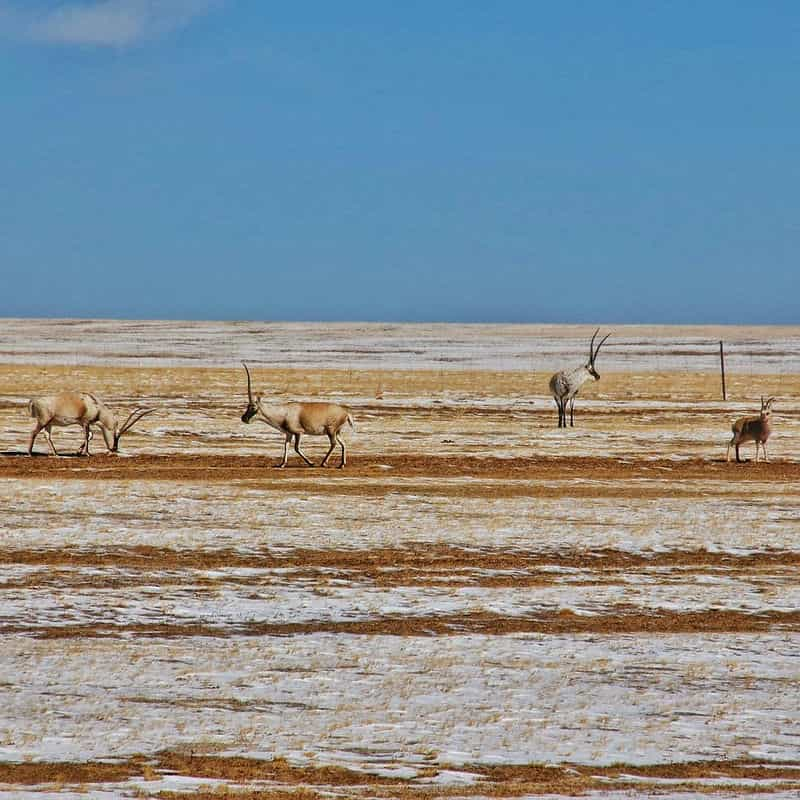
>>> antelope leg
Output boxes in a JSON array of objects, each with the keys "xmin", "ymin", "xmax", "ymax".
[
  {"xmin": 320, "ymin": 433, "xmax": 337, "ymax": 467},
  {"xmin": 27, "ymin": 423, "xmax": 42, "ymax": 456},
  {"xmin": 276, "ymin": 432, "xmax": 291, "ymax": 468},
  {"xmin": 293, "ymin": 434, "xmax": 314, "ymax": 467},
  {"xmin": 79, "ymin": 425, "xmax": 92, "ymax": 456},
  {"xmin": 44, "ymin": 425, "xmax": 58, "ymax": 457},
  {"xmin": 338, "ymin": 432, "xmax": 346, "ymax": 468}
]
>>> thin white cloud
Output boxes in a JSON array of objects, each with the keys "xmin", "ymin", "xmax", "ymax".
[{"xmin": 1, "ymin": 1, "xmax": 219, "ymax": 47}]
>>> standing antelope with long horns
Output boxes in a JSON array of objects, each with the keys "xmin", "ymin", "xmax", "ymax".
[
  {"xmin": 727, "ymin": 396, "xmax": 775, "ymax": 463},
  {"xmin": 549, "ymin": 329, "xmax": 611, "ymax": 428},
  {"xmin": 27, "ymin": 392, "xmax": 154, "ymax": 456},
  {"xmin": 240, "ymin": 362, "xmax": 354, "ymax": 468}
]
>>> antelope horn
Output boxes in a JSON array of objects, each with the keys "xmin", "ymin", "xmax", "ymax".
[
  {"xmin": 242, "ymin": 361, "xmax": 253, "ymax": 403},
  {"xmin": 588, "ymin": 328, "xmax": 600, "ymax": 363},
  {"xmin": 592, "ymin": 331, "xmax": 612, "ymax": 363},
  {"xmin": 118, "ymin": 408, "xmax": 156, "ymax": 436}
]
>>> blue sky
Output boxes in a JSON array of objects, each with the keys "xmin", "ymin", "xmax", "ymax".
[{"xmin": 1, "ymin": 2, "xmax": 798, "ymax": 322}]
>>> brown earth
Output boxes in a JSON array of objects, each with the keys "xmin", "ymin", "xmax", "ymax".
[
  {"xmin": 4, "ymin": 753, "xmax": 800, "ymax": 798},
  {"xmin": 8, "ymin": 607, "xmax": 800, "ymax": 639},
  {"xmin": 1, "ymin": 452, "xmax": 798, "ymax": 484},
  {"xmin": 2, "ymin": 543, "xmax": 799, "ymax": 604},
  {"xmin": 3, "ymin": 543, "xmax": 798, "ymax": 576}
]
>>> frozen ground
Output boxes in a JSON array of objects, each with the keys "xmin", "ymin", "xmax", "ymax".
[
  {"xmin": 1, "ymin": 322, "xmax": 799, "ymax": 798},
  {"xmin": 1, "ymin": 318, "xmax": 799, "ymax": 372},
  {"xmin": 2, "ymin": 633, "xmax": 800, "ymax": 766}
]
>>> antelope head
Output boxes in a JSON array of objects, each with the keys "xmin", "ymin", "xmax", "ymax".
[
  {"xmin": 760, "ymin": 396, "xmax": 776, "ymax": 418},
  {"xmin": 586, "ymin": 328, "xmax": 611, "ymax": 380},
  {"xmin": 106, "ymin": 408, "xmax": 156, "ymax": 452},
  {"xmin": 241, "ymin": 362, "xmax": 259, "ymax": 424}
]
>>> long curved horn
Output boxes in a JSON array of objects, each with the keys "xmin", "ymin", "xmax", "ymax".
[
  {"xmin": 118, "ymin": 408, "xmax": 156, "ymax": 436},
  {"xmin": 588, "ymin": 328, "xmax": 600, "ymax": 363},
  {"xmin": 591, "ymin": 332, "xmax": 611, "ymax": 363},
  {"xmin": 242, "ymin": 361, "xmax": 253, "ymax": 403}
]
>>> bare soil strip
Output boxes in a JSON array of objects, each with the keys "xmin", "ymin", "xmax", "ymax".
[
  {"xmin": 2, "ymin": 545, "xmax": 798, "ymax": 591},
  {"xmin": 2, "ymin": 453, "xmax": 799, "ymax": 484},
  {"xmin": 10, "ymin": 607, "xmax": 800, "ymax": 638},
  {"xmin": 4, "ymin": 754, "xmax": 800, "ymax": 798},
  {"xmin": 5, "ymin": 544, "xmax": 799, "ymax": 571}
]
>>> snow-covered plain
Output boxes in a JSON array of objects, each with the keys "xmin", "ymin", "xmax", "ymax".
[
  {"xmin": 1, "ymin": 318, "xmax": 799, "ymax": 372},
  {"xmin": 1, "ymin": 322, "xmax": 800, "ymax": 798},
  {"xmin": 2, "ymin": 633, "xmax": 800, "ymax": 766},
  {"xmin": 2, "ymin": 467, "xmax": 800, "ymax": 795}
]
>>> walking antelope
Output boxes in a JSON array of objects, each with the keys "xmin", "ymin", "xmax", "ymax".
[
  {"xmin": 549, "ymin": 329, "xmax": 611, "ymax": 428},
  {"xmin": 727, "ymin": 396, "xmax": 775, "ymax": 463},
  {"xmin": 240, "ymin": 362, "xmax": 354, "ymax": 468},
  {"xmin": 27, "ymin": 392, "xmax": 154, "ymax": 456}
]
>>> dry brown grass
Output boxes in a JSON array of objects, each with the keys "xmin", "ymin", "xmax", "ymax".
[
  {"xmin": 2, "ymin": 452, "xmax": 799, "ymax": 484},
  {"xmin": 2, "ymin": 544, "xmax": 798, "ymax": 591},
  {"xmin": 6, "ymin": 754, "xmax": 800, "ymax": 798},
  {"xmin": 3, "ymin": 363, "xmax": 799, "ymax": 403},
  {"xmin": 8, "ymin": 607, "xmax": 800, "ymax": 639}
]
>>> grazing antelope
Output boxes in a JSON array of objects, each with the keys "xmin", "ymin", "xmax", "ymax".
[
  {"xmin": 27, "ymin": 392, "xmax": 154, "ymax": 456},
  {"xmin": 240, "ymin": 362, "xmax": 354, "ymax": 468},
  {"xmin": 727, "ymin": 396, "xmax": 775, "ymax": 463},
  {"xmin": 549, "ymin": 329, "xmax": 611, "ymax": 428}
]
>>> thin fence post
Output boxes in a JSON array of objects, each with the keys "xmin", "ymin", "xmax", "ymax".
[{"xmin": 719, "ymin": 340, "xmax": 727, "ymax": 401}]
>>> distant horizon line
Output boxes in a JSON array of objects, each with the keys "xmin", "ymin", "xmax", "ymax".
[{"xmin": 1, "ymin": 315, "xmax": 799, "ymax": 328}]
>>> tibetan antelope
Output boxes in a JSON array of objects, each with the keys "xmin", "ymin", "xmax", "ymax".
[
  {"xmin": 727, "ymin": 396, "xmax": 775, "ymax": 463},
  {"xmin": 240, "ymin": 362, "xmax": 354, "ymax": 468},
  {"xmin": 28, "ymin": 392, "xmax": 154, "ymax": 456},
  {"xmin": 549, "ymin": 329, "xmax": 611, "ymax": 428}
]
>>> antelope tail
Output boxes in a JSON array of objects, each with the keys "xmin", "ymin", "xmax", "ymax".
[{"xmin": 28, "ymin": 399, "xmax": 36, "ymax": 418}]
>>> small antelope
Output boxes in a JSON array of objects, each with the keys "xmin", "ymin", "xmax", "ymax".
[
  {"xmin": 28, "ymin": 392, "xmax": 154, "ymax": 456},
  {"xmin": 549, "ymin": 328, "xmax": 611, "ymax": 428},
  {"xmin": 727, "ymin": 396, "xmax": 775, "ymax": 463},
  {"xmin": 240, "ymin": 362, "xmax": 354, "ymax": 468}
]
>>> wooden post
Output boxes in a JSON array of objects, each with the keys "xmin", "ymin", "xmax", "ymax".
[{"xmin": 719, "ymin": 340, "xmax": 727, "ymax": 401}]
